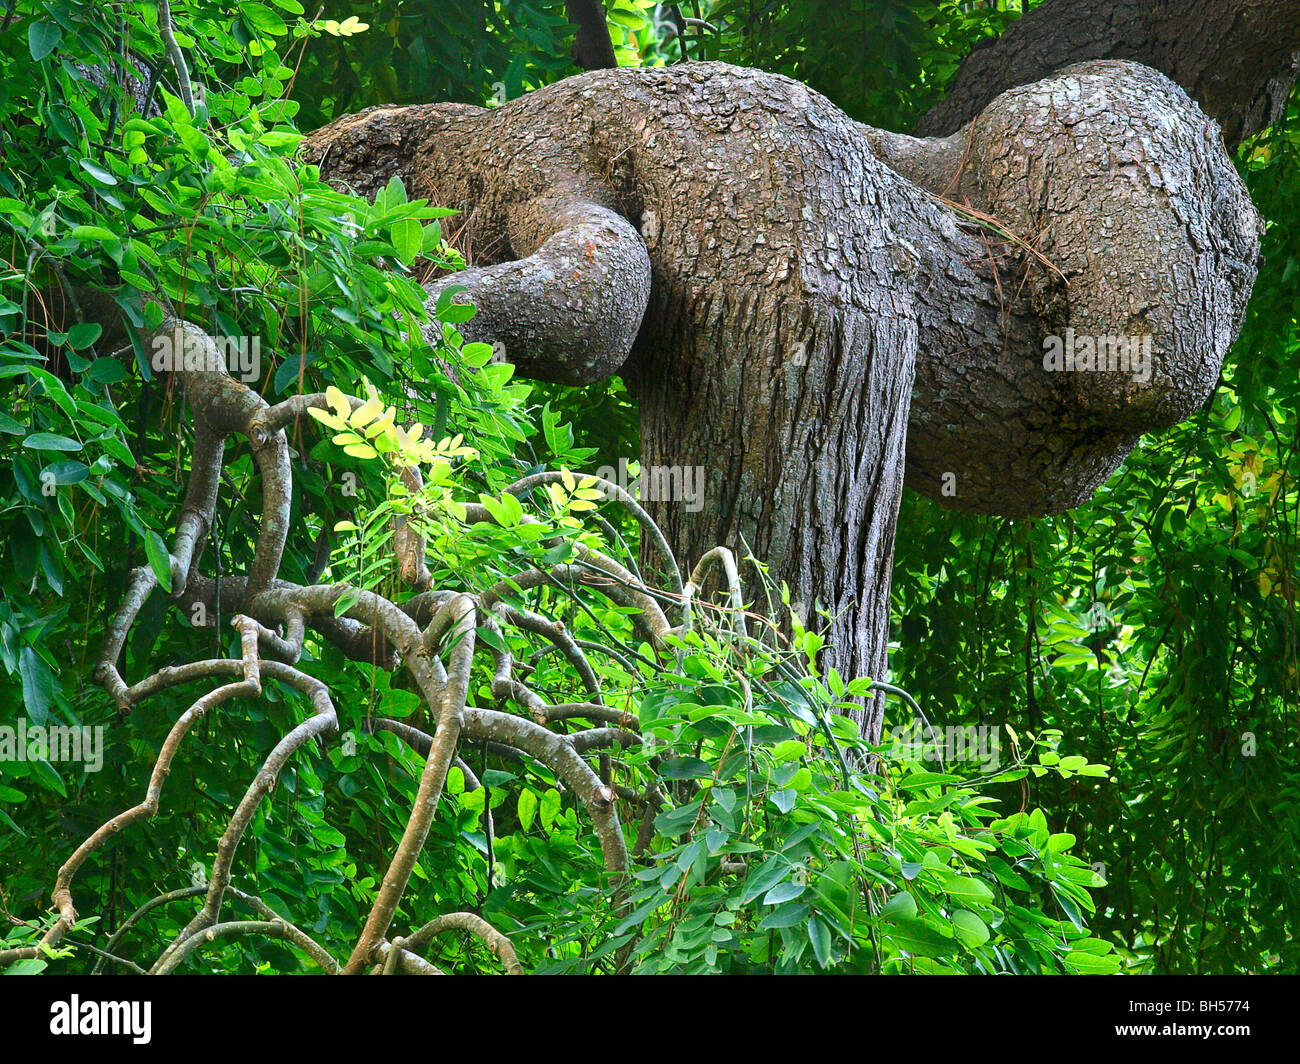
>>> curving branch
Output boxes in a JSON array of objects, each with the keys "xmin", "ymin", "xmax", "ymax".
[
  {"xmin": 343, "ymin": 594, "xmax": 476, "ymax": 972},
  {"xmin": 685, "ymin": 545, "xmax": 748, "ymax": 641},
  {"xmin": 153, "ymin": 665, "xmax": 338, "ymax": 971},
  {"xmin": 45, "ymin": 615, "xmax": 264, "ymax": 951},
  {"xmin": 401, "ymin": 912, "xmax": 524, "ymax": 975},
  {"xmin": 914, "ymin": 0, "xmax": 1300, "ymax": 150},
  {"xmin": 91, "ymin": 884, "xmax": 324, "ymax": 974},
  {"xmin": 372, "ymin": 939, "xmax": 446, "ymax": 974},
  {"xmin": 460, "ymin": 707, "xmax": 627, "ymax": 873},
  {"xmin": 152, "ymin": 919, "xmax": 339, "ymax": 974}
]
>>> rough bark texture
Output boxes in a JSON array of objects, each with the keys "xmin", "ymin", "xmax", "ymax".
[
  {"xmin": 302, "ymin": 55, "xmax": 1260, "ymax": 727},
  {"xmin": 878, "ymin": 62, "xmax": 1261, "ymax": 515},
  {"xmin": 915, "ymin": 0, "xmax": 1300, "ymax": 150}
]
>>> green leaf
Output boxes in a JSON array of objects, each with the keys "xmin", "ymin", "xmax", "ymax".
[
  {"xmin": 1065, "ymin": 950, "xmax": 1122, "ymax": 975},
  {"xmin": 69, "ymin": 225, "xmax": 118, "ymax": 242},
  {"xmin": 659, "ymin": 756, "xmax": 712, "ymax": 780},
  {"xmin": 517, "ymin": 788, "xmax": 537, "ymax": 831},
  {"xmin": 144, "ymin": 530, "xmax": 173, "ymax": 593},
  {"xmin": 807, "ymin": 915, "xmax": 832, "ymax": 968},
  {"xmin": 380, "ymin": 174, "xmax": 408, "ymax": 210},
  {"xmin": 740, "ymin": 856, "xmax": 788, "ymax": 904},
  {"xmin": 540, "ymin": 788, "xmax": 561, "ymax": 830},
  {"xmin": 390, "ymin": 218, "xmax": 423, "ymax": 266},
  {"xmin": 939, "ymin": 872, "xmax": 995, "ymax": 906},
  {"xmin": 461, "ymin": 342, "xmax": 495, "ymax": 368},
  {"xmin": 880, "ymin": 892, "xmax": 917, "ymax": 918},
  {"xmin": 23, "ymin": 433, "xmax": 80, "ymax": 452},
  {"xmin": 880, "ymin": 915, "xmax": 958, "ymax": 958},
  {"xmin": 763, "ymin": 880, "xmax": 805, "ymax": 905},
  {"xmin": 67, "ymin": 323, "xmax": 102, "ymax": 350},
  {"xmin": 1052, "ymin": 885, "xmax": 1085, "ymax": 931},
  {"xmin": 242, "ymin": 2, "xmax": 288, "ymax": 36},
  {"xmin": 42, "ymin": 460, "xmax": 88, "ymax": 485},
  {"xmin": 87, "ymin": 358, "xmax": 127, "ymax": 384},
  {"xmin": 28, "ymin": 21, "xmax": 61, "ymax": 61},
  {"xmin": 952, "ymin": 910, "xmax": 990, "ymax": 947},
  {"xmin": 758, "ymin": 902, "xmax": 808, "ymax": 930},
  {"xmin": 608, "ymin": 9, "xmax": 647, "ymax": 29},
  {"xmin": 770, "ymin": 788, "xmax": 796, "ymax": 813},
  {"xmin": 78, "ymin": 158, "xmax": 118, "ymax": 186},
  {"xmin": 19, "ymin": 648, "xmax": 54, "ymax": 726}
]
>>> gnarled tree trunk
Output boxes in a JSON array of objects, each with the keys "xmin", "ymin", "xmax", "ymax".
[{"xmin": 303, "ymin": 0, "xmax": 1286, "ymax": 735}]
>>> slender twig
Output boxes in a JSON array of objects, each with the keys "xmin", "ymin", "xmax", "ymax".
[{"xmin": 156, "ymin": 0, "xmax": 194, "ymax": 115}]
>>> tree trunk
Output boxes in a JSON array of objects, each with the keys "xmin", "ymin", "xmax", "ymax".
[
  {"xmin": 564, "ymin": 0, "xmax": 618, "ymax": 71},
  {"xmin": 304, "ymin": 51, "xmax": 1260, "ymax": 735}
]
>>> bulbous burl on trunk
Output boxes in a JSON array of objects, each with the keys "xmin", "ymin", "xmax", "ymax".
[{"xmin": 304, "ymin": 57, "xmax": 1258, "ymax": 734}]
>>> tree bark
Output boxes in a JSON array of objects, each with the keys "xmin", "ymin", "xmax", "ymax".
[
  {"xmin": 565, "ymin": 0, "xmax": 617, "ymax": 71},
  {"xmin": 303, "ymin": 52, "xmax": 1260, "ymax": 732},
  {"xmin": 915, "ymin": 0, "xmax": 1300, "ymax": 150}
]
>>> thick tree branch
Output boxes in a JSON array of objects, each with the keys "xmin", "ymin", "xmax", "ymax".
[
  {"xmin": 424, "ymin": 198, "xmax": 651, "ymax": 384},
  {"xmin": 915, "ymin": 0, "xmax": 1300, "ymax": 149},
  {"xmin": 303, "ymin": 57, "xmax": 1260, "ymax": 690}
]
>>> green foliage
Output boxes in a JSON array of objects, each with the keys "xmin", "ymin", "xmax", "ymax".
[
  {"xmin": 548, "ymin": 660, "xmax": 1117, "ymax": 975},
  {"xmin": 287, "ymin": 0, "xmax": 662, "ymax": 127},
  {"xmin": 0, "ymin": 0, "xmax": 529, "ymax": 965},
  {"xmin": 1, "ymin": 0, "xmax": 1294, "ymax": 977},
  {"xmin": 889, "ymin": 96, "xmax": 1300, "ymax": 975},
  {"xmin": 701, "ymin": 0, "xmax": 1034, "ymax": 128},
  {"xmin": 0, "ymin": 0, "xmax": 518, "ymax": 727}
]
